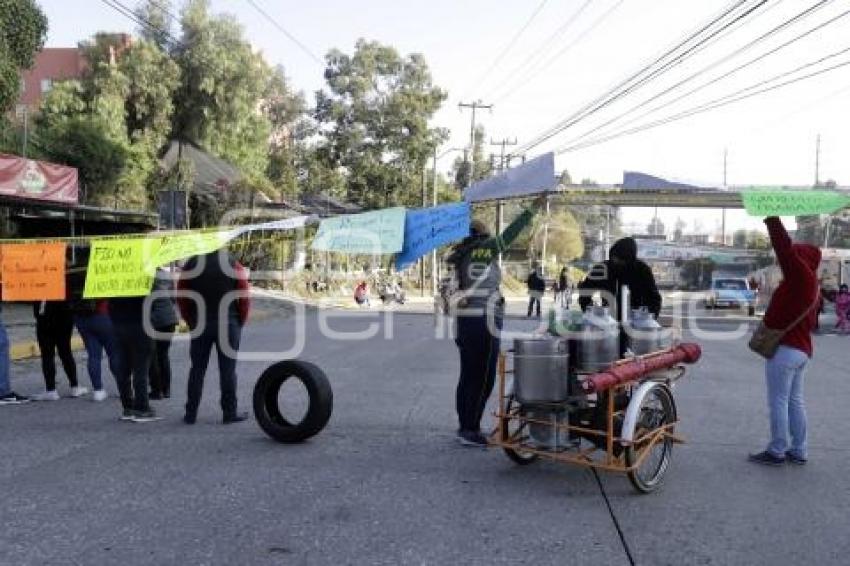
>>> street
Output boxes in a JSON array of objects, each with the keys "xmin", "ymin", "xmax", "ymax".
[{"xmin": 1, "ymin": 304, "xmax": 848, "ymax": 566}]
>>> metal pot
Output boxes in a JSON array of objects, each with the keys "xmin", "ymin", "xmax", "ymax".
[
  {"xmin": 573, "ymin": 307, "xmax": 620, "ymax": 372},
  {"xmin": 513, "ymin": 337, "xmax": 570, "ymax": 404},
  {"xmin": 627, "ymin": 308, "xmax": 672, "ymax": 355},
  {"xmin": 526, "ymin": 408, "xmax": 568, "ymax": 450}
]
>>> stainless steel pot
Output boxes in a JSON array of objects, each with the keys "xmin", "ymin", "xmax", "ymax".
[
  {"xmin": 573, "ymin": 307, "xmax": 620, "ymax": 372},
  {"xmin": 513, "ymin": 337, "xmax": 569, "ymax": 404},
  {"xmin": 627, "ymin": 308, "xmax": 672, "ymax": 355}
]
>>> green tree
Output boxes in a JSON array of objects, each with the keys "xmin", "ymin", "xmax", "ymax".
[
  {"xmin": 0, "ymin": 0, "xmax": 48, "ymax": 113},
  {"xmin": 452, "ymin": 125, "xmax": 490, "ymax": 191},
  {"xmin": 134, "ymin": 0, "xmax": 174, "ymax": 51},
  {"xmin": 264, "ymin": 65, "xmax": 308, "ymax": 200},
  {"xmin": 529, "ymin": 208, "xmax": 584, "ymax": 265},
  {"xmin": 315, "ymin": 39, "xmax": 447, "ymax": 207}
]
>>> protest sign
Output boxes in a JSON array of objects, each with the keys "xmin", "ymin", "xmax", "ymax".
[
  {"xmin": 742, "ymin": 190, "xmax": 850, "ymax": 216},
  {"xmin": 395, "ymin": 203, "xmax": 470, "ymax": 270},
  {"xmin": 83, "ymin": 238, "xmax": 163, "ymax": 298},
  {"xmin": 230, "ymin": 215, "xmax": 315, "ymax": 237},
  {"xmin": 0, "ymin": 242, "xmax": 66, "ymax": 301},
  {"xmin": 153, "ymin": 230, "xmax": 233, "ymax": 267},
  {"xmin": 311, "ymin": 207, "xmax": 406, "ymax": 254}
]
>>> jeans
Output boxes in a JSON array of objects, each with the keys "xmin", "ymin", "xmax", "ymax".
[
  {"xmin": 36, "ymin": 315, "xmax": 78, "ymax": 391},
  {"xmin": 765, "ymin": 345, "xmax": 809, "ymax": 459},
  {"xmin": 0, "ymin": 320, "xmax": 10, "ymax": 396},
  {"xmin": 455, "ymin": 314, "xmax": 502, "ymax": 433},
  {"xmin": 149, "ymin": 324, "xmax": 176, "ymax": 396},
  {"xmin": 186, "ymin": 316, "xmax": 243, "ymax": 418},
  {"xmin": 113, "ymin": 323, "xmax": 153, "ymax": 412},
  {"xmin": 74, "ymin": 314, "xmax": 120, "ymax": 391}
]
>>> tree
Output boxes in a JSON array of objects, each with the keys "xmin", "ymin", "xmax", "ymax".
[
  {"xmin": 0, "ymin": 0, "xmax": 48, "ymax": 113},
  {"xmin": 528, "ymin": 208, "xmax": 584, "ymax": 265},
  {"xmin": 452, "ymin": 125, "xmax": 490, "ymax": 191},
  {"xmin": 315, "ymin": 39, "xmax": 448, "ymax": 207},
  {"xmin": 558, "ymin": 169, "xmax": 573, "ymax": 186},
  {"xmin": 134, "ymin": 0, "xmax": 174, "ymax": 51},
  {"xmin": 264, "ymin": 65, "xmax": 308, "ymax": 200}
]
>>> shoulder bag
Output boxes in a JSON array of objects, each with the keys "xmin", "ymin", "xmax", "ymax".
[{"xmin": 748, "ymin": 300, "xmax": 818, "ymax": 359}]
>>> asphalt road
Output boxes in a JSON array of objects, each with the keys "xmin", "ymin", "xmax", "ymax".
[{"xmin": 1, "ymin": 305, "xmax": 848, "ymax": 566}]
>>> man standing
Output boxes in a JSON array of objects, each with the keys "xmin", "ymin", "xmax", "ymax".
[
  {"xmin": 749, "ymin": 217, "xmax": 820, "ymax": 466},
  {"xmin": 178, "ymin": 249, "xmax": 251, "ymax": 424},
  {"xmin": 0, "ymin": 309, "xmax": 28, "ymax": 405},
  {"xmin": 447, "ymin": 199, "xmax": 541, "ymax": 447},
  {"xmin": 110, "ymin": 296, "xmax": 158, "ymax": 422},
  {"xmin": 526, "ymin": 263, "xmax": 545, "ymax": 318}
]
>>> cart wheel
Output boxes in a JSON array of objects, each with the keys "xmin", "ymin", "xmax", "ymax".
[
  {"xmin": 501, "ymin": 397, "xmax": 538, "ymax": 466},
  {"xmin": 253, "ymin": 359, "xmax": 333, "ymax": 443},
  {"xmin": 625, "ymin": 384, "xmax": 676, "ymax": 493}
]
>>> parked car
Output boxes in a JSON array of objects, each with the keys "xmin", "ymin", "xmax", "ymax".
[{"xmin": 705, "ymin": 276, "xmax": 757, "ymax": 316}]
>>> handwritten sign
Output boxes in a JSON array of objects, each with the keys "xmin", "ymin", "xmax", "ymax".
[
  {"xmin": 395, "ymin": 203, "xmax": 470, "ymax": 270},
  {"xmin": 83, "ymin": 238, "xmax": 163, "ymax": 298},
  {"xmin": 742, "ymin": 190, "xmax": 850, "ymax": 216},
  {"xmin": 153, "ymin": 230, "xmax": 232, "ymax": 267},
  {"xmin": 1, "ymin": 242, "xmax": 66, "ymax": 301},
  {"xmin": 311, "ymin": 207, "xmax": 406, "ymax": 254}
]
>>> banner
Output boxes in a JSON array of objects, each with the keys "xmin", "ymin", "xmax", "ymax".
[
  {"xmin": 83, "ymin": 238, "xmax": 163, "ymax": 298},
  {"xmin": 742, "ymin": 190, "xmax": 850, "ymax": 216},
  {"xmin": 311, "ymin": 207, "xmax": 406, "ymax": 254},
  {"xmin": 230, "ymin": 215, "xmax": 314, "ymax": 237},
  {"xmin": 464, "ymin": 152, "xmax": 555, "ymax": 203},
  {"xmin": 395, "ymin": 203, "xmax": 470, "ymax": 270},
  {"xmin": 0, "ymin": 242, "xmax": 66, "ymax": 301},
  {"xmin": 0, "ymin": 154, "xmax": 78, "ymax": 204},
  {"xmin": 153, "ymin": 230, "xmax": 233, "ymax": 267}
]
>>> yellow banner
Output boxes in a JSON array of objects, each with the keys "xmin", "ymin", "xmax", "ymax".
[
  {"xmin": 83, "ymin": 238, "xmax": 162, "ymax": 298},
  {"xmin": 153, "ymin": 230, "xmax": 233, "ymax": 267}
]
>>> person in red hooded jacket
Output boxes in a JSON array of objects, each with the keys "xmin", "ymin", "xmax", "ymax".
[{"xmin": 749, "ymin": 217, "xmax": 821, "ymax": 466}]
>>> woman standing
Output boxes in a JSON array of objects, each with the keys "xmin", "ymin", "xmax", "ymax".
[
  {"xmin": 31, "ymin": 300, "xmax": 85, "ymax": 401},
  {"xmin": 149, "ymin": 268, "xmax": 179, "ymax": 399}
]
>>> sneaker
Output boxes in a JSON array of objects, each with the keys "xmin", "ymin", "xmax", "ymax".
[
  {"xmin": 69, "ymin": 386, "xmax": 89, "ymax": 398},
  {"xmin": 32, "ymin": 390, "xmax": 61, "ymax": 402},
  {"xmin": 92, "ymin": 389, "xmax": 108, "ymax": 402},
  {"xmin": 0, "ymin": 392, "xmax": 30, "ymax": 405},
  {"xmin": 457, "ymin": 430, "xmax": 489, "ymax": 448},
  {"xmin": 131, "ymin": 410, "xmax": 162, "ymax": 423},
  {"xmin": 785, "ymin": 451, "xmax": 808, "ymax": 465},
  {"xmin": 120, "ymin": 408, "xmax": 135, "ymax": 421},
  {"xmin": 748, "ymin": 450, "xmax": 785, "ymax": 466},
  {"xmin": 223, "ymin": 412, "xmax": 249, "ymax": 424}
]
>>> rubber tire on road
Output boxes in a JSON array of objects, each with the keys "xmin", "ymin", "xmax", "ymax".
[
  {"xmin": 253, "ymin": 360, "xmax": 333, "ymax": 443},
  {"xmin": 501, "ymin": 397, "xmax": 538, "ymax": 466}
]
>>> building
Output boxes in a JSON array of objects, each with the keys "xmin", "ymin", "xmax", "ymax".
[{"xmin": 15, "ymin": 48, "xmax": 85, "ymax": 119}]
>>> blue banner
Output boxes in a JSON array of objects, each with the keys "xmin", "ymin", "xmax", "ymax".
[{"xmin": 395, "ymin": 203, "xmax": 470, "ymax": 270}]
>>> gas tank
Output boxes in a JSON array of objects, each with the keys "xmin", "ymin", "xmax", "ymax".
[
  {"xmin": 573, "ymin": 306, "xmax": 620, "ymax": 373},
  {"xmin": 513, "ymin": 337, "xmax": 570, "ymax": 404},
  {"xmin": 626, "ymin": 307, "xmax": 672, "ymax": 355}
]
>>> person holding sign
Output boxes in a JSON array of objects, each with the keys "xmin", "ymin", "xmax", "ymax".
[
  {"xmin": 447, "ymin": 198, "xmax": 542, "ymax": 447},
  {"xmin": 31, "ymin": 300, "xmax": 85, "ymax": 401},
  {"xmin": 748, "ymin": 217, "xmax": 821, "ymax": 467}
]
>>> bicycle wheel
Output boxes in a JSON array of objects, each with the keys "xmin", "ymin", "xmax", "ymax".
[
  {"xmin": 501, "ymin": 397, "xmax": 538, "ymax": 465},
  {"xmin": 625, "ymin": 384, "xmax": 676, "ymax": 493}
]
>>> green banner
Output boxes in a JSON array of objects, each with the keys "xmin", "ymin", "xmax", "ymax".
[
  {"xmin": 311, "ymin": 207, "xmax": 406, "ymax": 254},
  {"xmin": 742, "ymin": 190, "xmax": 850, "ymax": 216},
  {"xmin": 83, "ymin": 238, "xmax": 163, "ymax": 298}
]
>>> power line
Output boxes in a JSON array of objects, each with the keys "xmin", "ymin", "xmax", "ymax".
[
  {"xmin": 514, "ymin": 0, "xmax": 762, "ymax": 154},
  {"xmin": 494, "ymin": 0, "xmax": 625, "ymax": 104},
  {"xmin": 100, "ymin": 0, "xmax": 183, "ymax": 49},
  {"xmin": 560, "ymin": 0, "xmax": 839, "ymax": 150},
  {"xmin": 461, "ymin": 0, "xmax": 549, "ymax": 100},
  {"xmin": 557, "ymin": 44, "xmax": 850, "ymax": 153},
  {"xmin": 486, "ymin": 0, "xmax": 595, "ymax": 102},
  {"xmin": 245, "ymin": 0, "xmax": 324, "ymax": 67}
]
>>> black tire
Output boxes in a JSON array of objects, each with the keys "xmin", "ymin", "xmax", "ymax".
[
  {"xmin": 253, "ymin": 360, "xmax": 333, "ymax": 443},
  {"xmin": 625, "ymin": 384, "xmax": 676, "ymax": 494},
  {"xmin": 501, "ymin": 397, "xmax": 538, "ymax": 465}
]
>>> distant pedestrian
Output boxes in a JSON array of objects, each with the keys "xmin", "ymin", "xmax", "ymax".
[
  {"xmin": 558, "ymin": 266, "xmax": 571, "ymax": 308},
  {"xmin": 526, "ymin": 263, "xmax": 545, "ymax": 318},
  {"xmin": 0, "ymin": 307, "xmax": 28, "ymax": 405},
  {"xmin": 354, "ymin": 281, "xmax": 370, "ymax": 307},
  {"xmin": 148, "ymin": 268, "xmax": 179, "ymax": 399},
  {"xmin": 834, "ymin": 284, "xmax": 850, "ymax": 334},
  {"xmin": 110, "ymin": 296, "xmax": 158, "ymax": 422},
  {"xmin": 178, "ymin": 249, "xmax": 251, "ymax": 425},
  {"xmin": 748, "ymin": 216, "xmax": 821, "ymax": 466},
  {"xmin": 31, "ymin": 300, "xmax": 86, "ymax": 401}
]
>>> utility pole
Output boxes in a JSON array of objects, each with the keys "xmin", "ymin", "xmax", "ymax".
[
  {"xmin": 490, "ymin": 137, "xmax": 518, "ymax": 172},
  {"xmin": 458, "ymin": 100, "xmax": 493, "ymax": 187},
  {"xmin": 721, "ymin": 147, "xmax": 728, "ymax": 247},
  {"xmin": 814, "ymin": 133, "xmax": 821, "ymax": 187}
]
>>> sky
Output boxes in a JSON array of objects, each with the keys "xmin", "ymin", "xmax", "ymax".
[{"xmin": 36, "ymin": 0, "xmax": 850, "ymax": 235}]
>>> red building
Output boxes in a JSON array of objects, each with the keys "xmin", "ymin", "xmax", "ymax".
[{"xmin": 15, "ymin": 48, "xmax": 86, "ymax": 118}]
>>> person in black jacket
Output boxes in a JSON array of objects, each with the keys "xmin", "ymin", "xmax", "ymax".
[
  {"xmin": 526, "ymin": 263, "xmax": 546, "ymax": 318},
  {"xmin": 148, "ymin": 268, "xmax": 179, "ymax": 399},
  {"xmin": 578, "ymin": 237, "xmax": 662, "ymax": 354}
]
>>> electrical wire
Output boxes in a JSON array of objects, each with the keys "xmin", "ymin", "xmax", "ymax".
[
  {"xmin": 514, "ymin": 0, "xmax": 763, "ymax": 154},
  {"xmin": 557, "ymin": 44, "xmax": 850, "ymax": 153},
  {"xmin": 100, "ymin": 0, "xmax": 184, "ymax": 49},
  {"xmin": 245, "ymin": 0, "xmax": 324, "ymax": 66},
  {"xmin": 486, "ymin": 0, "xmax": 595, "ymax": 101},
  {"xmin": 494, "ymin": 0, "xmax": 625, "ymax": 104},
  {"xmin": 460, "ymin": 0, "xmax": 550, "ymax": 100},
  {"xmin": 558, "ymin": 0, "xmax": 838, "ymax": 150}
]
